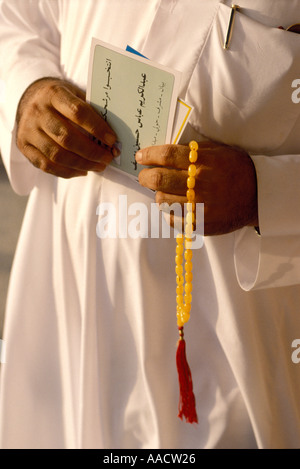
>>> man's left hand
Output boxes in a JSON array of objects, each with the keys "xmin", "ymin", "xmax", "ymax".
[{"xmin": 136, "ymin": 141, "xmax": 258, "ymax": 236}]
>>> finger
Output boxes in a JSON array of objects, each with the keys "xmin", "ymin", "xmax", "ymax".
[
  {"xmin": 155, "ymin": 191, "xmax": 187, "ymax": 208},
  {"xmin": 197, "ymin": 140, "xmax": 219, "ymax": 150},
  {"xmin": 155, "ymin": 192, "xmax": 185, "ymax": 231},
  {"xmin": 31, "ymin": 130, "xmax": 111, "ymax": 173},
  {"xmin": 136, "ymin": 144, "xmax": 190, "ymax": 169},
  {"xmin": 50, "ymin": 84, "xmax": 117, "ymax": 146},
  {"xmin": 155, "ymin": 191, "xmax": 204, "ymax": 219},
  {"xmin": 164, "ymin": 212, "xmax": 185, "ymax": 232},
  {"xmin": 39, "ymin": 109, "xmax": 116, "ymax": 164},
  {"xmin": 22, "ymin": 144, "xmax": 87, "ymax": 179},
  {"xmin": 138, "ymin": 167, "xmax": 188, "ymax": 194},
  {"xmin": 155, "ymin": 191, "xmax": 205, "ymax": 233},
  {"xmin": 135, "ymin": 141, "xmax": 215, "ymax": 169}
]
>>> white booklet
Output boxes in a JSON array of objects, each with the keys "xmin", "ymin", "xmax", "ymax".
[{"xmin": 87, "ymin": 38, "xmax": 193, "ymax": 179}]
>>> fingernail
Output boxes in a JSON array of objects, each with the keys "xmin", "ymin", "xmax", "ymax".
[
  {"xmin": 112, "ymin": 146, "xmax": 121, "ymax": 158},
  {"xmin": 135, "ymin": 151, "xmax": 142, "ymax": 163},
  {"xmin": 105, "ymin": 133, "xmax": 117, "ymax": 146}
]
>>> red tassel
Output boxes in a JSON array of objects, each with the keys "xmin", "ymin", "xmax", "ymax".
[{"xmin": 176, "ymin": 327, "xmax": 198, "ymax": 424}]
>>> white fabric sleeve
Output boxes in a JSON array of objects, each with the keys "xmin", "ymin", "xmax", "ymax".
[
  {"xmin": 234, "ymin": 153, "xmax": 300, "ymax": 291},
  {"xmin": 0, "ymin": 0, "xmax": 62, "ymax": 195},
  {"xmin": 182, "ymin": 3, "xmax": 300, "ymax": 291}
]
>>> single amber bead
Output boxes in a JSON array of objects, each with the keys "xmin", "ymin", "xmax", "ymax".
[
  {"xmin": 185, "ymin": 283, "xmax": 193, "ymax": 294},
  {"xmin": 188, "ymin": 164, "xmax": 197, "ymax": 177},
  {"xmin": 187, "ymin": 177, "xmax": 195, "ymax": 189},
  {"xmin": 182, "ymin": 313, "xmax": 190, "ymax": 324},
  {"xmin": 189, "ymin": 150, "xmax": 198, "ymax": 163},
  {"xmin": 189, "ymin": 141, "xmax": 198, "ymax": 152},
  {"xmin": 185, "ymin": 239, "xmax": 193, "ymax": 250},
  {"xmin": 175, "ymin": 254, "xmax": 183, "ymax": 266},
  {"xmin": 177, "ymin": 285, "xmax": 184, "ymax": 295},
  {"xmin": 184, "ymin": 293, "xmax": 192, "ymax": 304},
  {"xmin": 177, "ymin": 317, "xmax": 184, "ymax": 328},
  {"xmin": 186, "ymin": 202, "xmax": 193, "ymax": 213},
  {"xmin": 185, "ymin": 272, "xmax": 193, "ymax": 283},
  {"xmin": 184, "ymin": 250, "xmax": 193, "ymax": 261},
  {"xmin": 186, "ymin": 189, "xmax": 195, "ymax": 201},
  {"xmin": 176, "ymin": 275, "xmax": 184, "ymax": 286},
  {"xmin": 180, "ymin": 314, "xmax": 186, "ymax": 324},
  {"xmin": 181, "ymin": 313, "xmax": 190, "ymax": 324},
  {"xmin": 176, "ymin": 295, "xmax": 184, "ymax": 305},
  {"xmin": 176, "ymin": 244, "xmax": 184, "ymax": 255},
  {"xmin": 183, "ymin": 303, "xmax": 192, "ymax": 315},
  {"xmin": 176, "ymin": 265, "xmax": 183, "ymax": 276},
  {"xmin": 185, "ymin": 224, "xmax": 193, "ymax": 238},
  {"xmin": 186, "ymin": 212, "xmax": 194, "ymax": 225},
  {"xmin": 185, "ymin": 261, "xmax": 193, "ymax": 273}
]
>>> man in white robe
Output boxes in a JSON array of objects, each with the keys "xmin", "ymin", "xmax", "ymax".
[{"xmin": 0, "ymin": 0, "xmax": 300, "ymax": 449}]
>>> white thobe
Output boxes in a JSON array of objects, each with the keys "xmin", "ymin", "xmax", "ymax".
[{"xmin": 0, "ymin": 0, "xmax": 300, "ymax": 449}]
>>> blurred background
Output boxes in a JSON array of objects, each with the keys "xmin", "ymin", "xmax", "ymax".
[{"xmin": 0, "ymin": 157, "xmax": 28, "ymax": 338}]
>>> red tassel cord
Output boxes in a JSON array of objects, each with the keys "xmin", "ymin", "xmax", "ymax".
[{"xmin": 176, "ymin": 327, "xmax": 198, "ymax": 424}]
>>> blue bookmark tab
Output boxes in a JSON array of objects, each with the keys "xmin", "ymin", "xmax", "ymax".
[{"xmin": 126, "ymin": 45, "xmax": 148, "ymax": 59}]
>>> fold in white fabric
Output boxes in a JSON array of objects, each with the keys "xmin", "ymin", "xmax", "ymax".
[{"xmin": 0, "ymin": 0, "xmax": 300, "ymax": 449}]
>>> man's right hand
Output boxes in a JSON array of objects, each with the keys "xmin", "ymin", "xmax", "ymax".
[{"xmin": 16, "ymin": 77, "xmax": 118, "ymax": 178}]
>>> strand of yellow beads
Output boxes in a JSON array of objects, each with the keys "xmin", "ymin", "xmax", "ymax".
[
  {"xmin": 175, "ymin": 141, "xmax": 199, "ymax": 424},
  {"xmin": 176, "ymin": 141, "xmax": 198, "ymax": 328}
]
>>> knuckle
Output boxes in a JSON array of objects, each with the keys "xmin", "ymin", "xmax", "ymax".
[
  {"xmin": 56, "ymin": 125, "xmax": 71, "ymax": 147},
  {"xmin": 50, "ymin": 82, "xmax": 63, "ymax": 95},
  {"xmin": 38, "ymin": 159, "xmax": 50, "ymax": 173},
  {"xmin": 17, "ymin": 138, "xmax": 32, "ymax": 158},
  {"xmin": 160, "ymin": 145, "xmax": 174, "ymax": 166},
  {"xmin": 88, "ymin": 125, "xmax": 99, "ymax": 138},
  {"xmin": 49, "ymin": 83, "xmax": 63, "ymax": 101},
  {"xmin": 69, "ymin": 100, "xmax": 85, "ymax": 122},
  {"xmin": 150, "ymin": 169, "xmax": 163, "ymax": 188},
  {"xmin": 16, "ymin": 133, "xmax": 24, "ymax": 151},
  {"xmin": 21, "ymin": 142, "xmax": 31, "ymax": 155},
  {"xmin": 44, "ymin": 114, "xmax": 72, "ymax": 147},
  {"xmin": 46, "ymin": 143, "xmax": 62, "ymax": 163},
  {"xmin": 31, "ymin": 102, "xmax": 42, "ymax": 117},
  {"xmin": 25, "ymin": 150, "xmax": 48, "ymax": 173}
]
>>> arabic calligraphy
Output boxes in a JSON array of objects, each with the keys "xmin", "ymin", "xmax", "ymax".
[
  {"xmin": 133, "ymin": 73, "xmax": 148, "ymax": 169},
  {"xmin": 152, "ymin": 82, "xmax": 166, "ymax": 146},
  {"xmin": 102, "ymin": 58, "xmax": 112, "ymax": 121}
]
